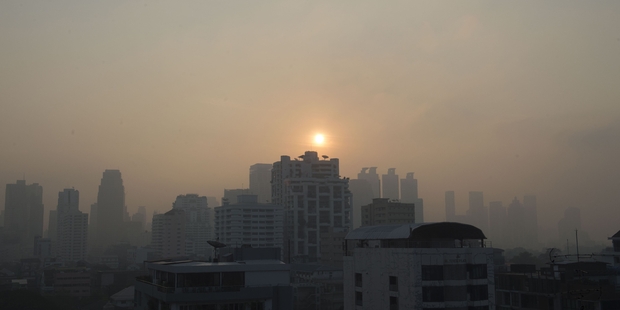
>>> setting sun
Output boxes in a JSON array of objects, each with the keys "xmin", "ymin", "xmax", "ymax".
[{"xmin": 314, "ymin": 134, "xmax": 325, "ymax": 145}]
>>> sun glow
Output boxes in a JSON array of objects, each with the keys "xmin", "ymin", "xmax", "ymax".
[{"xmin": 314, "ymin": 134, "xmax": 325, "ymax": 145}]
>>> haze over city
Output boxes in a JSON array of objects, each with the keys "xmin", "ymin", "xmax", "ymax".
[{"xmin": 2, "ymin": 0, "xmax": 620, "ymax": 245}]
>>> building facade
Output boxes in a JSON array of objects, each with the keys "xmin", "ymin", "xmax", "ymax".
[
  {"xmin": 134, "ymin": 259, "xmax": 293, "ymax": 310},
  {"xmin": 272, "ymin": 151, "xmax": 352, "ymax": 263},
  {"xmin": 3, "ymin": 180, "xmax": 44, "ymax": 255},
  {"xmin": 343, "ymin": 222, "xmax": 495, "ymax": 310},
  {"xmin": 172, "ymin": 194, "xmax": 213, "ymax": 258},
  {"xmin": 215, "ymin": 194, "xmax": 283, "ymax": 249},
  {"xmin": 151, "ymin": 209, "xmax": 186, "ymax": 258},
  {"xmin": 399, "ymin": 172, "xmax": 424, "ymax": 223},
  {"xmin": 56, "ymin": 188, "xmax": 88, "ymax": 262},
  {"xmin": 250, "ymin": 163, "xmax": 273, "ymax": 203},
  {"xmin": 360, "ymin": 198, "xmax": 415, "ymax": 226}
]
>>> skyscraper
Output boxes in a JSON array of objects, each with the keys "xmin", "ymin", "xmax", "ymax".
[
  {"xmin": 272, "ymin": 151, "xmax": 352, "ymax": 262},
  {"xmin": 151, "ymin": 209, "xmax": 186, "ymax": 258},
  {"xmin": 95, "ymin": 170, "xmax": 125, "ymax": 252},
  {"xmin": 381, "ymin": 168, "xmax": 399, "ymax": 200},
  {"xmin": 467, "ymin": 191, "xmax": 488, "ymax": 234},
  {"xmin": 523, "ymin": 195, "xmax": 538, "ymax": 246},
  {"xmin": 172, "ymin": 194, "xmax": 213, "ymax": 258},
  {"xmin": 348, "ymin": 179, "xmax": 374, "ymax": 229},
  {"xmin": 488, "ymin": 201, "xmax": 506, "ymax": 246},
  {"xmin": 222, "ymin": 188, "xmax": 249, "ymax": 205},
  {"xmin": 3, "ymin": 180, "xmax": 44, "ymax": 254},
  {"xmin": 56, "ymin": 189, "xmax": 88, "ymax": 262},
  {"xmin": 445, "ymin": 191, "xmax": 456, "ymax": 221},
  {"xmin": 250, "ymin": 163, "xmax": 272, "ymax": 203},
  {"xmin": 357, "ymin": 167, "xmax": 380, "ymax": 199},
  {"xmin": 506, "ymin": 197, "xmax": 525, "ymax": 248},
  {"xmin": 400, "ymin": 172, "xmax": 424, "ymax": 223}
]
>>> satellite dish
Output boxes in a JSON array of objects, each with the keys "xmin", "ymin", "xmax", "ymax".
[
  {"xmin": 208, "ymin": 240, "xmax": 227, "ymax": 248},
  {"xmin": 322, "ymin": 155, "xmax": 329, "ymax": 159}
]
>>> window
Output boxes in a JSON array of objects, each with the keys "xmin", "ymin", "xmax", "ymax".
[
  {"xmin": 355, "ymin": 291, "xmax": 363, "ymax": 306},
  {"xmin": 421, "ymin": 265, "xmax": 444, "ymax": 281},
  {"xmin": 389, "ymin": 276, "xmax": 398, "ymax": 291},
  {"xmin": 389, "ymin": 296, "xmax": 398, "ymax": 310},
  {"xmin": 468, "ymin": 285, "xmax": 488, "ymax": 301},
  {"xmin": 422, "ymin": 286, "xmax": 444, "ymax": 302},
  {"xmin": 467, "ymin": 264, "xmax": 487, "ymax": 279},
  {"xmin": 355, "ymin": 273, "xmax": 362, "ymax": 287}
]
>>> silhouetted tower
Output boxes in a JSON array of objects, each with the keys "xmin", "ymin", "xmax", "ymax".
[
  {"xmin": 523, "ymin": 195, "xmax": 538, "ymax": 246},
  {"xmin": 488, "ymin": 201, "xmax": 506, "ymax": 246},
  {"xmin": 400, "ymin": 172, "xmax": 424, "ymax": 223},
  {"xmin": 250, "ymin": 163, "xmax": 272, "ymax": 203},
  {"xmin": 467, "ymin": 191, "xmax": 487, "ymax": 234},
  {"xmin": 445, "ymin": 191, "xmax": 456, "ymax": 221},
  {"xmin": 382, "ymin": 168, "xmax": 399, "ymax": 200},
  {"xmin": 3, "ymin": 180, "xmax": 44, "ymax": 254},
  {"xmin": 348, "ymin": 179, "xmax": 374, "ymax": 229},
  {"xmin": 357, "ymin": 167, "xmax": 381, "ymax": 198},
  {"xmin": 95, "ymin": 170, "xmax": 125, "ymax": 252}
]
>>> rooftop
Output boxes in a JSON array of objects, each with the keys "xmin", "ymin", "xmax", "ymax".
[{"xmin": 345, "ymin": 222, "xmax": 486, "ymax": 241}]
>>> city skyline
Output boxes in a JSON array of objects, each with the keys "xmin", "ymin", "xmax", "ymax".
[{"xmin": 2, "ymin": 1, "xmax": 620, "ymax": 244}]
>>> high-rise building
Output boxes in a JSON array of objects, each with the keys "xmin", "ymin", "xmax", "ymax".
[
  {"xmin": 172, "ymin": 194, "xmax": 213, "ymax": 258},
  {"xmin": 131, "ymin": 206, "xmax": 147, "ymax": 230},
  {"xmin": 250, "ymin": 163, "xmax": 272, "ymax": 203},
  {"xmin": 95, "ymin": 170, "xmax": 125, "ymax": 252},
  {"xmin": 381, "ymin": 168, "xmax": 399, "ymax": 200},
  {"xmin": 488, "ymin": 201, "xmax": 506, "ymax": 247},
  {"xmin": 215, "ymin": 194, "xmax": 283, "ymax": 249},
  {"xmin": 467, "ymin": 191, "xmax": 488, "ymax": 234},
  {"xmin": 272, "ymin": 151, "xmax": 352, "ymax": 263},
  {"xmin": 357, "ymin": 168, "xmax": 380, "ymax": 199},
  {"xmin": 506, "ymin": 197, "xmax": 525, "ymax": 248},
  {"xmin": 223, "ymin": 188, "xmax": 250, "ymax": 205},
  {"xmin": 445, "ymin": 191, "xmax": 456, "ymax": 221},
  {"xmin": 56, "ymin": 189, "xmax": 88, "ymax": 262},
  {"xmin": 348, "ymin": 179, "xmax": 374, "ymax": 229},
  {"xmin": 522, "ymin": 195, "xmax": 538, "ymax": 246},
  {"xmin": 48, "ymin": 210, "xmax": 58, "ymax": 242},
  {"xmin": 3, "ymin": 180, "xmax": 44, "ymax": 254},
  {"xmin": 400, "ymin": 172, "xmax": 424, "ymax": 223},
  {"xmin": 558, "ymin": 207, "xmax": 581, "ymax": 244},
  {"xmin": 151, "ymin": 209, "xmax": 186, "ymax": 258},
  {"xmin": 361, "ymin": 198, "xmax": 416, "ymax": 226}
]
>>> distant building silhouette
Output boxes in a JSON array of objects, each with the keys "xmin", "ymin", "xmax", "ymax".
[
  {"xmin": 131, "ymin": 206, "xmax": 147, "ymax": 230},
  {"xmin": 506, "ymin": 197, "xmax": 525, "ymax": 248},
  {"xmin": 357, "ymin": 167, "xmax": 380, "ymax": 198},
  {"xmin": 381, "ymin": 168, "xmax": 399, "ymax": 200},
  {"xmin": 215, "ymin": 194, "xmax": 283, "ymax": 250},
  {"xmin": 348, "ymin": 179, "xmax": 374, "ymax": 229},
  {"xmin": 56, "ymin": 188, "xmax": 88, "ymax": 262},
  {"xmin": 272, "ymin": 151, "xmax": 352, "ymax": 263},
  {"xmin": 523, "ymin": 195, "xmax": 538, "ymax": 246},
  {"xmin": 223, "ymin": 188, "xmax": 250, "ymax": 205},
  {"xmin": 95, "ymin": 170, "xmax": 125, "ymax": 253},
  {"xmin": 488, "ymin": 201, "xmax": 506, "ymax": 247},
  {"xmin": 558, "ymin": 207, "xmax": 581, "ymax": 244},
  {"xmin": 361, "ymin": 198, "xmax": 416, "ymax": 226},
  {"xmin": 445, "ymin": 191, "xmax": 456, "ymax": 221},
  {"xmin": 400, "ymin": 172, "xmax": 424, "ymax": 223},
  {"xmin": 467, "ymin": 191, "xmax": 488, "ymax": 234},
  {"xmin": 3, "ymin": 180, "xmax": 44, "ymax": 256},
  {"xmin": 250, "ymin": 163, "xmax": 272, "ymax": 203}
]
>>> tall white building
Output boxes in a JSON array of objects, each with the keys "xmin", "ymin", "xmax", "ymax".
[
  {"xmin": 151, "ymin": 208, "xmax": 186, "ymax": 258},
  {"xmin": 272, "ymin": 151, "xmax": 352, "ymax": 262},
  {"xmin": 215, "ymin": 194, "xmax": 283, "ymax": 249},
  {"xmin": 250, "ymin": 163, "xmax": 272, "ymax": 203},
  {"xmin": 344, "ymin": 222, "xmax": 494, "ymax": 310},
  {"xmin": 172, "ymin": 194, "xmax": 213, "ymax": 258},
  {"xmin": 56, "ymin": 189, "xmax": 88, "ymax": 262}
]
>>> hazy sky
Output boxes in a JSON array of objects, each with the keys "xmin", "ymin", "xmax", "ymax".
[{"xmin": 1, "ymin": 1, "xmax": 619, "ymax": 245}]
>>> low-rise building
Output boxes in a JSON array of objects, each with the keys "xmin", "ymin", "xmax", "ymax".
[
  {"xmin": 134, "ymin": 259, "xmax": 293, "ymax": 310},
  {"xmin": 343, "ymin": 222, "xmax": 494, "ymax": 310}
]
